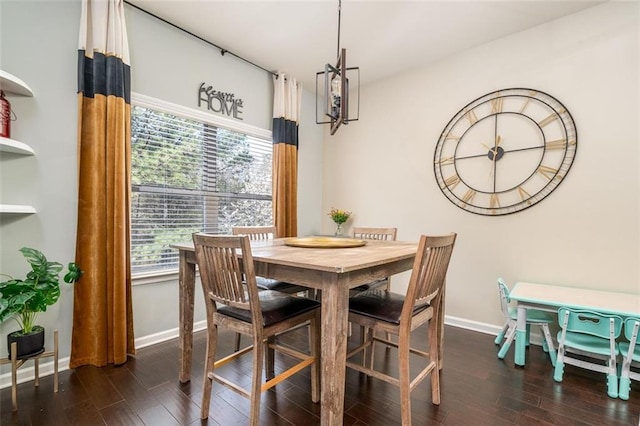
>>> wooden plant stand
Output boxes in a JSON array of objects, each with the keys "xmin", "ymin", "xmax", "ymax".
[{"xmin": 0, "ymin": 329, "xmax": 59, "ymax": 411}]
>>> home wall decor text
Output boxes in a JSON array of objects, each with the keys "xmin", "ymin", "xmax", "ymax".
[{"xmin": 198, "ymin": 82, "xmax": 244, "ymax": 120}]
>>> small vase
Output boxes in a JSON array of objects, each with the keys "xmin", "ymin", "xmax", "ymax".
[{"xmin": 334, "ymin": 223, "xmax": 344, "ymax": 237}]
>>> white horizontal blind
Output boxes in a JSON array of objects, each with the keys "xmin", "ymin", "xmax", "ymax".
[{"xmin": 130, "ymin": 103, "xmax": 273, "ymax": 274}]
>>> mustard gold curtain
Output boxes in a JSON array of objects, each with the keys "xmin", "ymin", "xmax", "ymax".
[
  {"xmin": 71, "ymin": 0, "xmax": 135, "ymax": 368},
  {"xmin": 272, "ymin": 73, "xmax": 302, "ymax": 237}
]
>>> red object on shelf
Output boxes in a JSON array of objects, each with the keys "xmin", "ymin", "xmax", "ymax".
[{"xmin": 0, "ymin": 90, "xmax": 11, "ymax": 138}]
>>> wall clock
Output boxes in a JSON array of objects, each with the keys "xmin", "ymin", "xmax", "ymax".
[{"xmin": 433, "ymin": 88, "xmax": 577, "ymax": 216}]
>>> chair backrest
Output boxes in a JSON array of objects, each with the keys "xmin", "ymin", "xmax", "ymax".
[
  {"xmin": 624, "ymin": 317, "xmax": 640, "ymax": 346},
  {"xmin": 193, "ymin": 233, "xmax": 260, "ymax": 316},
  {"xmin": 557, "ymin": 308, "xmax": 623, "ymax": 340},
  {"xmin": 402, "ymin": 233, "xmax": 457, "ymax": 320},
  {"xmin": 352, "ymin": 227, "xmax": 397, "ymax": 241},
  {"xmin": 497, "ymin": 278, "xmax": 511, "ymax": 322},
  {"xmin": 232, "ymin": 225, "xmax": 277, "ymax": 240}
]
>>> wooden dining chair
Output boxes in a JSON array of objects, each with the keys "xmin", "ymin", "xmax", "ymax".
[
  {"xmin": 618, "ymin": 317, "xmax": 640, "ymax": 400},
  {"xmin": 495, "ymin": 278, "xmax": 556, "ymax": 366},
  {"xmin": 350, "ymin": 227, "xmax": 398, "ymax": 294},
  {"xmin": 554, "ymin": 307, "xmax": 622, "ymax": 398},
  {"xmin": 231, "ymin": 226, "xmax": 308, "ymax": 294},
  {"xmin": 193, "ymin": 233, "xmax": 321, "ymax": 425},
  {"xmin": 232, "ymin": 226, "xmax": 312, "ymax": 350},
  {"xmin": 346, "ymin": 233, "xmax": 456, "ymax": 425}
]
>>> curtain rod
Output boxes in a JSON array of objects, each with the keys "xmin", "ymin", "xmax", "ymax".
[{"xmin": 123, "ymin": 0, "xmax": 278, "ymax": 78}]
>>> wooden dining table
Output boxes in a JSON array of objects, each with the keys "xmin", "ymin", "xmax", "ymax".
[{"xmin": 171, "ymin": 237, "xmax": 421, "ymax": 426}]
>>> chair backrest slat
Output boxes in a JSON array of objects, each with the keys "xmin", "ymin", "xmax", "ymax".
[
  {"xmin": 352, "ymin": 227, "xmax": 397, "ymax": 241},
  {"xmin": 193, "ymin": 233, "xmax": 259, "ymax": 311},
  {"xmin": 232, "ymin": 225, "xmax": 277, "ymax": 240},
  {"xmin": 403, "ymin": 234, "xmax": 456, "ymax": 318}
]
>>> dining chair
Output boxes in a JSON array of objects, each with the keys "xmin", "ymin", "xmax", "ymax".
[
  {"xmin": 346, "ymin": 233, "xmax": 456, "ymax": 426},
  {"xmin": 618, "ymin": 317, "xmax": 640, "ymax": 400},
  {"xmin": 349, "ymin": 227, "xmax": 398, "ymax": 342},
  {"xmin": 350, "ymin": 227, "xmax": 398, "ymax": 294},
  {"xmin": 232, "ymin": 226, "xmax": 311, "ymax": 350},
  {"xmin": 193, "ymin": 233, "xmax": 321, "ymax": 425},
  {"xmin": 495, "ymin": 278, "xmax": 556, "ymax": 366},
  {"xmin": 553, "ymin": 307, "xmax": 622, "ymax": 398}
]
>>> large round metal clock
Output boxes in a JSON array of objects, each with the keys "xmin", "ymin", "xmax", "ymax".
[{"xmin": 433, "ymin": 88, "xmax": 577, "ymax": 216}]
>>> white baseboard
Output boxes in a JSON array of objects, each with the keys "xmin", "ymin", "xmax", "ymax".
[
  {"xmin": 1, "ymin": 316, "xmax": 534, "ymax": 390},
  {"xmin": 0, "ymin": 320, "xmax": 208, "ymax": 390}
]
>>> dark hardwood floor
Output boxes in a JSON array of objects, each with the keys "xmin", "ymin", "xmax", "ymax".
[{"xmin": 2, "ymin": 325, "xmax": 640, "ymax": 425}]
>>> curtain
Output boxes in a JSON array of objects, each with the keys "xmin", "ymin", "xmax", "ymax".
[
  {"xmin": 71, "ymin": 0, "xmax": 135, "ymax": 368},
  {"xmin": 272, "ymin": 73, "xmax": 302, "ymax": 237}
]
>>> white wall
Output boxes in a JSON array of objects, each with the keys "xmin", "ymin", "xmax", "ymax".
[
  {"xmin": 323, "ymin": 2, "xmax": 640, "ymax": 329},
  {"xmin": 0, "ymin": 0, "xmax": 324, "ymax": 380}
]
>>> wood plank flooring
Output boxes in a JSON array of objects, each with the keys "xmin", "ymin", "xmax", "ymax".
[{"xmin": 2, "ymin": 325, "xmax": 640, "ymax": 425}]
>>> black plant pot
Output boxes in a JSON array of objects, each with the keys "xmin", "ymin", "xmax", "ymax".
[{"xmin": 7, "ymin": 325, "xmax": 45, "ymax": 360}]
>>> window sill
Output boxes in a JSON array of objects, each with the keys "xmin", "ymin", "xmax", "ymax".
[{"xmin": 132, "ymin": 270, "xmax": 179, "ymax": 286}]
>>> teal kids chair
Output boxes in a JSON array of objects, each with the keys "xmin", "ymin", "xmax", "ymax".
[
  {"xmin": 618, "ymin": 317, "xmax": 640, "ymax": 400},
  {"xmin": 495, "ymin": 278, "xmax": 556, "ymax": 365},
  {"xmin": 554, "ymin": 308, "xmax": 622, "ymax": 398}
]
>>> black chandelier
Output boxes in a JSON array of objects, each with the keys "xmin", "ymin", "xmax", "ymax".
[{"xmin": 316, "ymin": 0, "xmax": 360, "ymax": 135}]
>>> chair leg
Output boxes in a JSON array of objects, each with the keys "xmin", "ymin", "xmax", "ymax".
[
  {"xmin": 265, "ymin": 336, "xmax": 275, "ymax": 380},
  {"xmin": 553, "ymin": 347, "xmax": 565, "ymax": 382},
  {"xmin": 200, "ymin": 325, "xmax": 218, "ymax": 420},
  {"xmin": 234, "ymin": 333, "xmax": 242, "ymax": 352},
  {"xmin": 497, "ymin": 324, "xmax": 517, "ymax": 359},
  {"xmin": 525, "ymin": 324, "xmax": 531, "ymax": 347},
  {"xmin": 428, "ymin": 318, "xmax": 441, "ymax": 406},
  {"xmin": 250, "ymin": 335, "xmax": 265, "ymax": 426},
  {"xmin": 310, "ymin": 315, "xmax": 321, "ymax": 403},
  {"xmin": 398, "ymin": 331, "xmax": 412, "ymax": 426},
  {"xmin": 607, "ymin": 356, "xmax": 619, "ymax": 398},
  {"xmin": 494, "ymin": 323, "xmax": 509, "ymax": 345},
  {"xmin": 540, "ymin": 324, "xmax": 556, "ymax": 366}
]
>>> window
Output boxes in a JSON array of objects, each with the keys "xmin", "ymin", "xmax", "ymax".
[{"xmin": 130, "ymin": 94, "xmax": 273, "ymax": 275}]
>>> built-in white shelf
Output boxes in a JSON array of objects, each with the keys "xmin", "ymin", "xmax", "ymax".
[
  {"xmin": 0, "ymin": 204, "xmax": 37, "ymax": 214},
  {"xmin": 1, "ymin": 70, "xmax": 36, "ymax": 217},
  {"xmin": 0, "ymin": 136, "xmax": 34, "ymax": 155},
  {"xmin": 0, "ymin": 70, "xmax": 33, "ymax": 97}
]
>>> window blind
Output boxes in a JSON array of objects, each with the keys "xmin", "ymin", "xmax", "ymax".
[{"xmin": 131, "ymin": 104, "xmax": 273, "ymax": 274}]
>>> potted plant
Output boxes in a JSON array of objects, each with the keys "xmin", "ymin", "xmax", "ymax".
[
  {"xmin": 0, "ymin": 247, "xmax": 82, "ymax": 359},
  {"xmin": 328, "ymin": 207, "xmax": 352, "ymax": 237}
]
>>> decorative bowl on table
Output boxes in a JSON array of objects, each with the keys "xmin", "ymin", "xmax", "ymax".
[{"xmin": 283, "ymin": 236, "xmax": 367, "ymax": 248}]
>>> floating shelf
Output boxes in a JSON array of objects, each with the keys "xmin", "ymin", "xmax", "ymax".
[
  {"xmin": 0, "ymin": 136, "xmax": 34, "ymax": 155},
  {"xmin": 0, "ymin": 70, "xmax": 33, "ymax": 97},
  {"xmin": 0, "ymin": 204, "xmax": 37, "ymax": 214}
]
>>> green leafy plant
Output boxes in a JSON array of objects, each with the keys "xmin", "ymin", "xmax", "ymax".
[
  {"xmin": 0, "ymin": 247, "xmax": 83, "ymax": 334},
  {"xmin": 328, "ymin": 207, "xmax": 352, "ymax": 225}
]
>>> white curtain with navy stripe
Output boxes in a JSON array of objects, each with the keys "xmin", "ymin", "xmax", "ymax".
[{"xmin": 272, "ymin": 73, "xmax": 302, "ymax": 237}]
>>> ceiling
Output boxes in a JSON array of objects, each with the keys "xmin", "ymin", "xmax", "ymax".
[{"xmin": 126, "ymin": 0, "xmax": 604, "ymax": 89}]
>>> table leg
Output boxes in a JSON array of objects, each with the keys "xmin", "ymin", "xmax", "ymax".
[
  {"xmin": 179, "ymin": 250, "xmax": 196, "ymax": 383},
  {"xmin": 514, "ymin": 305, "xmax": 527, "ymax": 366},
  {"xmin": 320, "ymin": 276, "xmax": 349, "ymax": 426}
]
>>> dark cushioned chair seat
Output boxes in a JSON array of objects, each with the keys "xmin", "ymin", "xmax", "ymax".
[
  {"xmin": 218, "ymin": 290, "xmax": 320, "ymax": 327},
  {"xmin": 349, "ymin": 289, "xmax": 428, "ymax": 325},
  {"xmin": 351, "ymin": 278, "xmax": 389, "ymax": 293},
  {"xmin": 255, "ymin": 277, "xmax": 303, "ymax": 293}
]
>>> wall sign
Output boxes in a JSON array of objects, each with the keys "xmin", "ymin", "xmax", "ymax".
[{"xmin": 198, "ymin": 82, "xmax": 244, "ymax": 120}]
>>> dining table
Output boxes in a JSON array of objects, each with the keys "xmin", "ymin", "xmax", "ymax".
[
  {"xmin": 171, "ymin": 237, "xmax": 427, "ymax": 426},
  {"xmin": 509, "ymin": 281, "xmax": 640, "ymax": 367}
]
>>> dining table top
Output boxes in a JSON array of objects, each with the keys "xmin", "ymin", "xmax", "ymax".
[{"xmin": 171, "ymin": 237, "xmax": 419, "ymax": 274}]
